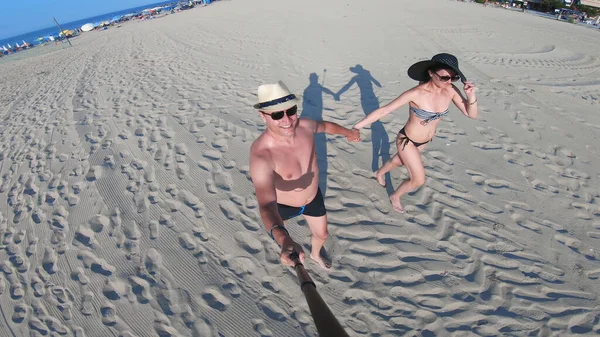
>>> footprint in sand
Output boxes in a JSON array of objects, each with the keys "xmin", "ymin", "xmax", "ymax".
[
  {"xmin": 212, "ymin": 137, "xmax": 230, "ymax": 153},
  {"xmin": 234, "ymin": 231, "xmax": 263, "ymax": 254},
  {"xmin": 220, "ymin": 255, "xmax": 256, "ymax": 278},
  {"xmin": 154, "ymin": 322, "xmax": 179, "ymax": 336},
  {"xmin": 219, "ymin": 199, "xmax": 241, "ymax": 220},
  {"xmin": 178, "ymin": 190, "xmax": 203, "ymax": 211},
  {"xmin": 258, "ymin": 299, "xmax": 288, "ymax": 321},
  {"xmin": 79, "ymin": 291, "xmax": 95, "ymax": 316},
  {"xmin": 144, "ymin": 248, "xmax": 164, "ymax": 277},
  {"xmin": 203, "ymin": 149, "xmax": 222, "ymax": 160},
  {"xmin": 197, "ymin": 159, "xmax": 212, "ymax": 172},
  {"xmin": 201, "ymin": 288, "xmax": 231, "ymax": 311},
  {"xmin": 159, "ymin": 214, "xmax": 176, "ymax": 228},
  {"xmin": 29, "ymin": 316, "xmax": 49, "ymax": 335},
  {"xmin": 179, "ymin": 233, "xmax": 197, "ymax": 250},
  {"xmin": 149, "ymin": 220, "xmax": 159, "ymax": 239},
  {"xmin": 192, "ymin": 220, "xmax": 210, "ymax": 241},
  {"xmin": 206, "ymin": 179, "xmax": 218, "ymax": 194},
  {"xmin": 42, "ymin": 246, "xmax": 58, "ymax": 274},
  {"xmin": 77, "ymin": 250, "xmax": 116, "ymax": 276},
  {"xmin": 103, "ymin": 276, "xmax": 131, "ymax": 301},
  {"xmin": 100, "ymin": 301, "xmax": 117, "ymax": 326},
  {"xmin": 12, "ymin": 302, "xmax": 28, "ymax": 323},
  {"xmin": 73, "ymin": 223, "xmax": 96, "ymax": 246},
  {"xmin": 71, "ymin": 267, "xmax": 90, "ymax": 285},
  {"xmin": 252, "ymin": 319, "xmax": 274, "ymax": 337},
  {"xmin": 89, "ymin": 214, "xmax": 109, "ymax": 233},
  {"xmin": 212, "ymin": 168, "xmax": 234, "ymax": 191},
  {"xmin": 129, "ymin": 276, "xmax": 152, "ymax": 303},
  {"xmin": 222, "ymin": 277, "xmax": 242, "ymax": 298},
  {"xmin": 176, "ymin": 163, "xmax": 189, "ymax": 179},
  {"xmin": 122, "ymin": 220, "xmax": 141, "ymax": 240}
]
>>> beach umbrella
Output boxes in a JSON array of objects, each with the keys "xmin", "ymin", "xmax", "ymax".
[
  {"xmin": 2, "ymin": 46, "xmax": 7, "ymax": 51},
  {"xmin": 7, "ymin": 43, "xmax": 11, "ymax": 49},
  {"xmin": 81, "ymin": 23, "xmax": 94, "ymax": 32},
  {"xmin": 289, "ymin": 252, "xmax": 350, "ymax": 337}
]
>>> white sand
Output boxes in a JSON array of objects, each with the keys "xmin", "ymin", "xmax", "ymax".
[{"xmin": 1, "ymin": 0, "xmax": 600, "ymax": 335}]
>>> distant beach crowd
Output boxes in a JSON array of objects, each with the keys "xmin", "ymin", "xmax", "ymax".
[{"xmin": 1, "ymin": 0, "xmax": 218, "ymax": 58}]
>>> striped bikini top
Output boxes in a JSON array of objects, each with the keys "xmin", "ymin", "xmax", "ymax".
[{"xmin": 410, "ymin": 105, "xmax": 449, "ymax": 125}]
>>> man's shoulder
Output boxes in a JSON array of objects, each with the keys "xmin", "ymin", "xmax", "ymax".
[
  {"xmin": 298, "ymin": 117, "xmax": 318, "ymax": 132},
  {"xmin": 250, "ymin": 132, "xmax": 268, "ymax": 152},
  {"xmin": 250, "ymin": 133, "xmax": 272, "ymax": 164}
]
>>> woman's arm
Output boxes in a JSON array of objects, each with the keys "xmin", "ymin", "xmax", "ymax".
[
  {"xmin": 451, "ymin": 82, "xmax": 478, "ymax": 119},
  {"xmin": 353, "ymin": 88, "xmax": 416, "ymax": 129}
]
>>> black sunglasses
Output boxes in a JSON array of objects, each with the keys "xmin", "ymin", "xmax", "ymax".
[
  {"xmin": 261, "ymin": 105, "xmax": 298, "ymax": 120},
  {"xmin": 434, "ymin": 72, "xmax": 460, "ymax": 82}
]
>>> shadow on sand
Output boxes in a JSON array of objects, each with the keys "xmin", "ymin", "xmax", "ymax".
[
  {"xmin": 337, "ymin": 64, "xmax": 394, "ymax": 194},
  {"xmin": 301, "ymin": 71, "xmax": 336, "ymax": 197}
]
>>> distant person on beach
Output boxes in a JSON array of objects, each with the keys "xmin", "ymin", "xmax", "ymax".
[
  {"xmin": 249, "ymin": 81, "xmax": 360, "ymax": 270},
  {"xmin": 352, "ymin": 53, "xmax": 478, "ymax": 213}
]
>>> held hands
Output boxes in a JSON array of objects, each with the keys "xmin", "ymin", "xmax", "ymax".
[
  {"xmin": 280, "ymin": 236, "xmax": 305, "ymax": 267},
  {"xmin": 345, "ymin": 128, "xmax": 361, "ymax": 142}
]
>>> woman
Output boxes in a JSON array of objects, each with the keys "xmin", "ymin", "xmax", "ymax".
[{"xmin": 353, "ymin": 53, "xmax": 478, "ymax": 213}]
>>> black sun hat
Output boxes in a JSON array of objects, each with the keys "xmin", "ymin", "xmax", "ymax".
[{"xmin": 407, "ymin": 53, "xmax": 467, "ymax": 83}]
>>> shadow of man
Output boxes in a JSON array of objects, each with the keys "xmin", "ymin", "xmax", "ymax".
[
  {"xmin": 336, "ymin": 65, "xmax": 393, "ymax": 192},
  {"xmin": 301, "ymin": 72, "xmax": 336, "ymax": 196}
]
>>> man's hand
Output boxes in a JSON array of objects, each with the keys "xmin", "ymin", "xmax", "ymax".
[
  {"xmin": 345, "ymin": 128, "xmax": 360, "ymax": 142},
  {"xmin": 280, "ymin": 236, "xmax": 305, "ymax": 267}
]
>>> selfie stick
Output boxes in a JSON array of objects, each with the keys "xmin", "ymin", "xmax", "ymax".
[{"xmin": 289, "ymin": 252, "xmax": 349, "ymax": 337}]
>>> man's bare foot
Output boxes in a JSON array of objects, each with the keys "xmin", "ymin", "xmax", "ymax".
[
  {"xmin": 310, "ymin": 253, "xmax": 331, "ymax": 270},
  {"xmin": 375, "ymin": 170, "xmax": 386, "ymax": 187},
  {"xmin": 390, "ymin": 195, "xmax": 404, "ymax": 213}
]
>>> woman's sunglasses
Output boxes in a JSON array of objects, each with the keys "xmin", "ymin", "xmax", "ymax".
[
  {"xmin": 434, "ymin": 72, "xmax": 460, "ymax": 82},
  {"xmin": 261, "ymin": 105, "xmax": 298, "ymax": 120}
]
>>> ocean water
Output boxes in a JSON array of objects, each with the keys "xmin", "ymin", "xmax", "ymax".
[{"xmin": 0, "ymin": 1, "xmax": 175, "ymax": 48}]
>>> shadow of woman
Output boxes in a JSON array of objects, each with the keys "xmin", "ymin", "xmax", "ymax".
[
  {"xmin": 301, "ymin": 72, "xmax": 336, "ymax": 196},
  {"xmin": 336, "ymin": 65, "xmax": 393, "ymax": 192}
]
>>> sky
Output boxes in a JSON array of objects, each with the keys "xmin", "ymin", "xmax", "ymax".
[{"xmin": 0, "ymin": 0, "xmax": 160, "ymax": 40}]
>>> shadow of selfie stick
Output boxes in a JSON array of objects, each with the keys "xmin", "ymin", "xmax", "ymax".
[{"xmin": 289, "ymin": 252, "xmax": 350, "ymax": 337}]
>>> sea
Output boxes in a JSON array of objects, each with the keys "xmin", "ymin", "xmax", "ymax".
[{"xmin": 0, "ymin": 1, "xmax": 176, "ymax": 48}]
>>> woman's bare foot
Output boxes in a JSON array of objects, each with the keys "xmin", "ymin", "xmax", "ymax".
[
  {"xmin": 310, "ymin": 253, "xmax": 331, "ymax": 270},
  {"xmin": 375, "ymin": 170, "xmax": 386, "ymax": 187},
  {"xmin": 389, "ymin": 194, "xmax": 404, "ymax": 213}
]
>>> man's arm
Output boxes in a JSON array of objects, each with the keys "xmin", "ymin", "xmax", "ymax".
[
  {"xmin": 314, "ymin": 120, "xmax": 360, "ymax": 141},
  {"xmin": 321, "ymin": 85, "xmax": 336, "ymax": 97},
  {"xmin": 249, "ymin": 153, "xmax": 289, "ymax": 246}
]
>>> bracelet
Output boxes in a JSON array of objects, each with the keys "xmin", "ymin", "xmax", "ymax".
[
  {"xmin": 269, "ymin": 225, "xmax": 289, "ymax": 240},
  {"xmin": 468, "ymin": 99, "xmax": 477, "ymax": 105}
]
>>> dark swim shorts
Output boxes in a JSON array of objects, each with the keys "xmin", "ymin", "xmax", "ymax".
[{"xmin": 277, "ymin": 187, "xmax": 326, "ymax": 220}]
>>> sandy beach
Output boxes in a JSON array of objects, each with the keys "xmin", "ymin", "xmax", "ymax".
[{"xmin": 1, "ymin": 0, "xmax": 600, "ymax": 335}]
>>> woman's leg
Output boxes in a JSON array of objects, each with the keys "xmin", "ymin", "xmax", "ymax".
[
  {"xmin": 389, "ymin": 142, "xmax": 427, "ymax": 213},
  {"xmin": 375, "ymin": 153, "xmax": 403, "ymax": 186},
  {"xmin": 375, "ymin": 137, "xmax": 427, "ymax": 187}
]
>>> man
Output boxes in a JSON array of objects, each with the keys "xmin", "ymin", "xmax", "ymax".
[{"xmin": 249, "ymin": 81, "xmax": 360, "ymax": 270}]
